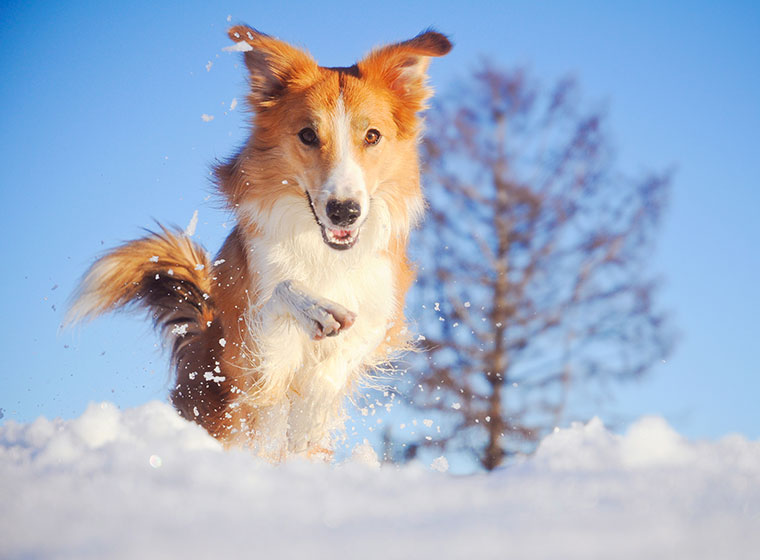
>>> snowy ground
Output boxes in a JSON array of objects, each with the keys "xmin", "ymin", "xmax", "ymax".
[{"xmin": 1, "ymin": 402, "xmax": 758, "ymax": 560}]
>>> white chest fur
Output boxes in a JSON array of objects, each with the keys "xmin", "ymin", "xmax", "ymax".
[{"xmin": 240, "ymin": 195, "xmax": 397, "ymax": 453}]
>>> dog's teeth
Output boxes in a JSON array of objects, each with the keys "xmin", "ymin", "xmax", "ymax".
[{"xmin": 322, "ymin": 226, "xmax": 359, "ymax": 249}]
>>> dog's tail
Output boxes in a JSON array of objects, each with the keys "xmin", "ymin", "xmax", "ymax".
[{"xmin": 67, "ymin": 227, "xmax": 216, "ymax": 360}]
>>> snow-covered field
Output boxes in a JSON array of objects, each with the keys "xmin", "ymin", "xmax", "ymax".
[{"xmin": 1, "ymin": 402, "xmax": 758, "ymax": 560}]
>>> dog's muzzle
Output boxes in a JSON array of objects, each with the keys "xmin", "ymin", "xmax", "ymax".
[{"xmin": 306, "ymin": 192, "xmax": 361, "ymax": 250}]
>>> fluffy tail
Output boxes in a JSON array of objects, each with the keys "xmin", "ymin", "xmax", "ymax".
[{"xmin": 67, "ymin": 227, "xmax": 216, "ymax": 359}]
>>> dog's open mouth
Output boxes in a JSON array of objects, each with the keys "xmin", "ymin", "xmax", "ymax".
[
  {"xmin": 306, "ymin": 192, "xmax": 361, "ymax": 251},
  {"xmin": 321, "ymin": 226, "xmax": 359, "ymax": 250}
]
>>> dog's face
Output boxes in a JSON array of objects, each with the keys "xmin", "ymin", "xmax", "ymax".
[
  {"xmin": 219, "ymin": 27, "xmax": 451, "ymax": 250},
  {"xmin": 261, "ymin": 71, "xmax": 400, "ymax": 251}
]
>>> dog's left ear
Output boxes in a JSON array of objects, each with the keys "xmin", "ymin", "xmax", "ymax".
[
  {"xmin": 358, "ymin": 30, "xmax": 452, "ymax": 112},
  {"xmin": 227, "ymin": 25, "xmax": 319, "ymax": 108}
]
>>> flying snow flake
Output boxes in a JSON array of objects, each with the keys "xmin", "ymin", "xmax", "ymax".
[
  {"xmin": 171, "ymin": 324, "xmax": 188, "ymax": 337},
  {"xmin": 214, "ymin": 259, "xmax": 226, "ymax": 266},
  {"xmin": 205, "ymin": 61, "xmax": 213, "ymax": 72},
  {"xmin": 149, "ymin": 455, "xmax": 162, "ymax": 468},
  {"xmin": 281, "ymin": 179, "xmax": 289, "ymax": 184},
  {"xmin": 230, "ymin": 98, "xmax": 238, "ymax": 111},
  {"xmin": 219, "ymin": 338, "xmax": 227, "ymax": 347},
  {"xmin": 222, "ymin": 41, "xmax": 253, "ymax": 52},
  {"xmin": 201, "ymin": 114, "xmax": 214, "ymax": 122},
  {"xmin": 203, "ymin": 372, "xmax": 226, "ymax": 384},
  {"xmin": 464, "ymin": 301, "xmax": 471, "ymax": 307},
  {"xmin": 451, "ymin": 402, "xmax": 461, "ymax": 410},
  {"xmin": 226, "ymin": 14, "xmax": 231, "ymax": 22},
  {"xmin": 192, "ymin": 406, "xmax": 199, "ymax": 417},
  {"xmin": 423, "ymin": 419, "xmax": 434, "ymax": 428},
  {"xmin": 430, "ymin": 456, "xmax": 449, "ymax": 472},
  {"xmin": 149, "ymin": 255, "xmax": 159, "ymax": 263},
  {"xmin": 194, "ymin": 263, "xmax": 205, "ymax": 271},
  {"xmin": 185, "ymin": 210, "xmax": 199, "ymax": 236}
]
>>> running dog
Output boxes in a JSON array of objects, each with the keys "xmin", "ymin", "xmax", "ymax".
[{"xmin": 69, "ymin": 26, "xmax": 451, "ymax": 460}]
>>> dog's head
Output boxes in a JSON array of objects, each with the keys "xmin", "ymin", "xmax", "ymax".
[{"xmin": 218, "ymin": 26, "xmax": 451, "ymax": 251}]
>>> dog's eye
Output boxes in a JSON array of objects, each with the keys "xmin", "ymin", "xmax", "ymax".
[
  {"xmin": 298, "ymin": 127, "xmax": 319, "ymax": 146},
  {"xmin": 364, "ymin": 129, "xmax": 381, "ymax": 146}
]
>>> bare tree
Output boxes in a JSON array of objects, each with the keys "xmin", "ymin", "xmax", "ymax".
[{"xmin": 391, "ymin": 63, "xmax": 673, "ymax": 471}]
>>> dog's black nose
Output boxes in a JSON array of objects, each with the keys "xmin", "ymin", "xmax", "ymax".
[{"xmin": 326, "ymin": 199, "xmax": 361, "ymax": 227}]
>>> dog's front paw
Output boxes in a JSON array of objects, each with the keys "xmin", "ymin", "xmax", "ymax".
[
  {"xmin": 305, "ymin": 299, "xmax": 356, "ymax": 340},
  {"xmin": 273, "ymin": 281, "xmax": 357, "ymax": 341}
]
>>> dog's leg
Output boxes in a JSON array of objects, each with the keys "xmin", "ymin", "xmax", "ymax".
[
  {"xmin": 237, "ymin": 281, "xmax": 357, "ymax": 458},
  {"xmin": 264, "ymin": 280, "xmax": 356, "ymax": 340}
]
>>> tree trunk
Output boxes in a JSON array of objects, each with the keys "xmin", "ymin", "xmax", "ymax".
[{"xmin": 482, "ymin": 169, "xmax": 511, "ymax": 471}]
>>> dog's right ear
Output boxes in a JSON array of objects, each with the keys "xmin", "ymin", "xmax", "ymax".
[
  {"xmin": 358, "ymin": 30, "xmax": 452, "ymax": 111},
  {"xmin": 227, "ymin": 26, "xmax": 319, "ymax": 107}
]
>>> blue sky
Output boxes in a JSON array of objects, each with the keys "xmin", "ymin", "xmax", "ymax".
[{"xmin": 1, "ymin": 0, "xmax": 758, "ymax": 443}]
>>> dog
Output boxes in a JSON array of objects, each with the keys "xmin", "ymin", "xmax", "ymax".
[{"xmin": 68, "ymin": 26, "xmax": 451, "ymax": 460}]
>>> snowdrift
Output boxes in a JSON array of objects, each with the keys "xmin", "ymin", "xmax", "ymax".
[{"xmin": 1, "ymin": 401, "xmax": 758, "ymax": 559}]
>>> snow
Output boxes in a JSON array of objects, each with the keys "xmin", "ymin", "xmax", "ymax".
[
  {"xmin": 1, "ymin": 402, "xmax": 758, "ymax": 559},
  {"xmin": 430, "ymin": 455, "xmax": 449, "ymax": 472},
  {"xmin": 222, "ymin": 41, "xmax": 253, "ymax": 53},
  {"xmin": 202, "ymin": 371, "xmax": 225, "ymax": 384},
  {"xmin": 350, "ymin": 439, "xmax": 381, "ymax": 469},
  {"xmin": 184, "ymin": 209, "xmax": 198, "ymax": 236}
]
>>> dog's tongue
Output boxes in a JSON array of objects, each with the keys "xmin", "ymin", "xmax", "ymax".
[{"xmin": 332, "ymin": 229, "xmax": 351, "ymax": 239}]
